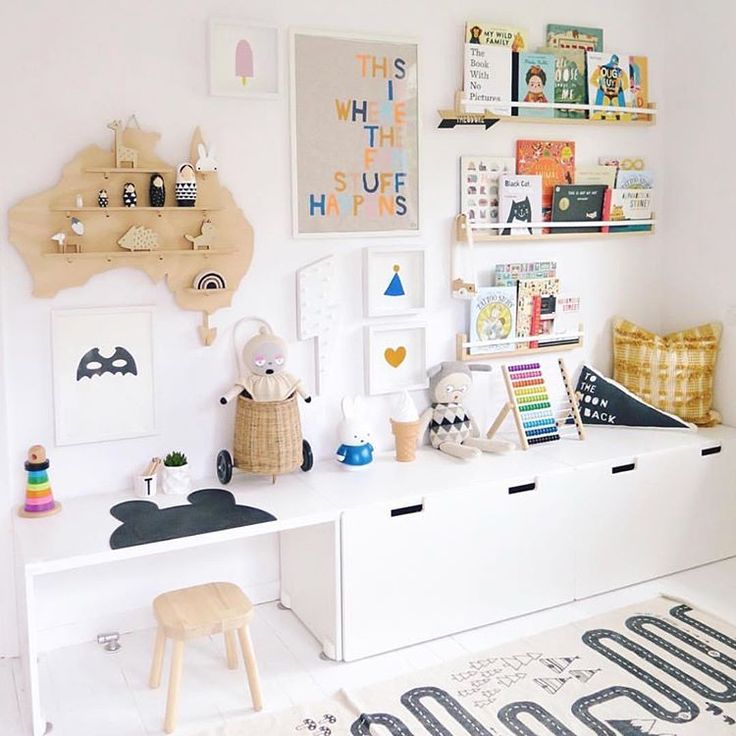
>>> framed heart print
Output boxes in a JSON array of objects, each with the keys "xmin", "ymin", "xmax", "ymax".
[{"xmin": 364, "ymin": 323, "xmax": 427, "ymax": 395}]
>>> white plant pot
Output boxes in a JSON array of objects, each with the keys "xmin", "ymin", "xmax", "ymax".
[{"xmin": 162, "ymin": 465, "xmax": 192, "ymax": 495}]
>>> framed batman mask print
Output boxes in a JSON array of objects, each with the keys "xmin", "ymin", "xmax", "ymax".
[{"xmin": 52, "ymin": 307, "xmax": 156, "ymax": 445}]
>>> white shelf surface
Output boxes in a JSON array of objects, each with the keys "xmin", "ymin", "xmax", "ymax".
[{"xmin": 15, "ymin": 426, "xmax": 733, "ymax": 574}]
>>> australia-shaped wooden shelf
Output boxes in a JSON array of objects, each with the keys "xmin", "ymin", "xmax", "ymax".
[{"xmin": 8, "ymin": 120, "xmax": 253, "ymax": 346}]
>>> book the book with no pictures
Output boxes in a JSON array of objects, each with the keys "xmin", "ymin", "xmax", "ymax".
[{"xmin": 464, "ymin": 44, "xmax": 512, "ymax": 115}]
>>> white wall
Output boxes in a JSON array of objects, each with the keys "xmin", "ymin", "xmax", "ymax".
[
  {"xmin": 0, "ymin": 0, "xmax": 669, "ymax": 655},
  {"xmin": 661, "ymin": 2, "xmax": 735, "ymax": 425}
]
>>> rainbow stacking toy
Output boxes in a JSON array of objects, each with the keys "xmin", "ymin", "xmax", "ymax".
[{"xmin": 19, "ymin": 445, "xmax": 61, "ymax": 518}]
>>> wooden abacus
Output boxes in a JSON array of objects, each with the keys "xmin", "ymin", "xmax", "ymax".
[{"xmin": 487, "ymin": 358, "xmax": 584, "ymax": 450}]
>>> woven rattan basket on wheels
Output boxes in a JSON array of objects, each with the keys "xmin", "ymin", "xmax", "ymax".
[{"xmin": 216, "ymin": 394, "xmax": 313, "ymax": 484}]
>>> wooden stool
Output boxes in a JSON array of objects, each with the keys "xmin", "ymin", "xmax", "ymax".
[{"xmin": 149, "ymin": 582, "xmax": 263, "ymax": 733}]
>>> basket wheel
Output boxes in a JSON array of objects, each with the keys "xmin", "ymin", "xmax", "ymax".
[
  {"xmin": 216, "ymin": 450, "xmax": 233, "ymax": 485},
  {"xmin": 300, "ymin": 439, "xmax": 314, "ymax": 472}
]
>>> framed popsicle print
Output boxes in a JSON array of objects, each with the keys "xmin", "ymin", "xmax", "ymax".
[
  {"xmin": 209, "ymin": 20, "xmax": 281, "ymax": 99},
  {"xmin": 363, "ymin": 245, "xmax": 426, "ymax": 317},
  {"xmin": 364, "ymin": 323, "xmax": 428, "ymax": 395},
  {"xmin": 290, "ymin": 29, "xmax": 420, "ymax": 237}
]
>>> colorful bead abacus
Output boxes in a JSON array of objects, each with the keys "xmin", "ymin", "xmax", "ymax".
[{"xmin": 506, "ymin": 363, "xmax": 560, "ymax": 446}]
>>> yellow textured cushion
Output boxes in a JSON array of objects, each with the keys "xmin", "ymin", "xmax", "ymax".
[{"xmin": 612, "ymin": 318, "xmax": 722, "ymax": 426}]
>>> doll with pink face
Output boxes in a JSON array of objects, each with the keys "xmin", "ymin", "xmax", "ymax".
[{"xmin": 219, "ymin": 327, "xmax": 311, "ymax": 404}]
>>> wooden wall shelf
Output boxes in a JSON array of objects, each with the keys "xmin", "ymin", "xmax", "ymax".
[
  {"xmin": 51, "ymin": 206, "xmax": 223, "ymax": 214},
  {"xmin": 86, "ymin": 167, "xmax": 174, "ymax": 177},
  {"xmin": 456, "ymin": 327, "xmax": 583, "ymax": 362},
  {"xmin": 44, "ymin": 248, "xmax": 235, "ymax": 260},
  {"xmin": 456, "ymin": 218, "xmax": 654, "ymax": 242}
]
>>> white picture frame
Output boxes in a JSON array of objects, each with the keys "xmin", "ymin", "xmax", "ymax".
[
  {"xmin": 51, "ymin": 307, "xmax": 156, "ymax": 446},
  {"xmin": 363, "ymin": 245, "xmax": 426, "ymax": 317},
  {"xmin": 209, "ymin": 20, "xmax": 281, "ymax": 99},
  {"xmin": 290, "ymin": 28, "xmax": 420, "ymax": 238},
  {"xmin": 364, "ymin": 323, "xmax": 428, "ymax": 395}
]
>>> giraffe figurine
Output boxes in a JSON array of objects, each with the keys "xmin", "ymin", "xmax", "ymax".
[{"xmin": 107, "ymin": 120, "xmax": 138, "ymax": 169}]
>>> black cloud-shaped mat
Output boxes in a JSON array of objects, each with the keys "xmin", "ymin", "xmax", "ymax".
[{"xmin": 109, "ymin": 489, "xmax": 277, "ymax": 549}]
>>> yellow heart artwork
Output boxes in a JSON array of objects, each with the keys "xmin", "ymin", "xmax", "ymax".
[{"xmin": 384, "ymin": 346, "xmax": 407, "ymax": 368}]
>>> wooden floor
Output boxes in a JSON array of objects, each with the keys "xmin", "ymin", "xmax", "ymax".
[{"xmin": 3, "ymin": 556, "xmax": 736, "ymax": 735}]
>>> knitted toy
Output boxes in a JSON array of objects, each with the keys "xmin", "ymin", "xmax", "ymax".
[
  {"xmin": 220, "ymin": 325, "xmax": 311, "ymax": 404},
  {"xmin": 419, "ymin": 362, "xmax": 514, "ymax": 460}
]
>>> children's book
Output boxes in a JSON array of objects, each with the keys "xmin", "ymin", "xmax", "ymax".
[
  {"xmin": 587, "ymin": 52, "xmax": 632, "ymax": 120},
  {"xmin": 516, "ymin": 278, "xmax": 560, "ymax": 341},
  {"xmin": 460, "ymin": 156, "xmax": 516, "ymax": 225},
  {"xmin": 464, "ymin": 44, "xmax": 513, "ymax": 115},
  {"xmin": 575, "ymin": 165, "xmax": 617, "ymax": 188},
  {"xmin": 516, "ymin": 140, "xmax": 575, "ymax": 217},
  {"xmin": 498, "ymin": 174, "xmax": 543, "ymax": 235},
  {"xmin": 629, "ymin": 55, "xmax": 649, "ymax": 120},
  {"xmin": 550, "ymin": 184, "xmax": 607, "ymax": 233},
  {"xmin": 546, "ymin": 24, "xmax": 603, "ymax": 52},
  {"xmin": 599, "ymin": 155, "xmax": 646, "ymax": 171},
  {"xmin": 495, "ymin": 261, "xmax": 557, "ymax": 286},
  {"xmin": 538, "ymin": 47, "xmax": 587, "ymax": 118},
  {"xmin": 466, "ymin": 22, "xmax": 528, "ymax": 51},
  {"xmin": 615, "ymin": 169, "xmax": 654, "ymax": 189},
  {"xmin": 609, "ymin": 189, "xmax": 654, "ymax": 232},
  {"xmin": 514, "ymin": 52, "xmax": 555, "ymax": 118},
  {"xmin": 541, "ymin": 294, "xmax": 582, "ymax": 347},
  {"xmin": 469, "ymin": 286, "xmax": 517, "ymax": 354}
]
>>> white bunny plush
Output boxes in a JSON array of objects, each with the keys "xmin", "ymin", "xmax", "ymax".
[
  {"xmin": 335, "ymin": 396, "xmax": 374, "ymax": 469},
  {"xmin": 195, "ymin": 143, "xmax": 218, "ymax": 172}
]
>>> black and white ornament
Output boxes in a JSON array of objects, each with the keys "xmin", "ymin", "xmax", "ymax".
[
  {"xmin": 175, "ymin": 163, "xmax": 197, "ymax": 207},
  {"xmin": 98, "ymin": 189, "xmax": 109, "ymax": 208},
  {"xmin": 122, "ymin": 182, "xmax": 137, "ymax": 208},
  {"xmin": 149, "ymin": 173, "xmax": 166, "ymax": 207}
]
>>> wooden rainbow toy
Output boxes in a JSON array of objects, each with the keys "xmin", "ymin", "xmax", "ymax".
[
  {"xmin": 487, "ymin": 358, "xmax": 584, "ymax": 451},
  {"xmin": 18, "ymin": 445, "xmax": 61, "ymax": 518}
]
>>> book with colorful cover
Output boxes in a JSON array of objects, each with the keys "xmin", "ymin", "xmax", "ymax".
[
  {"xmin": 609, "ymin": 189, "xmax": 653, "ymax": 232},
  {"xmin": 516, "ymin": 277, "xmax": 560, "ymax": 341},
  {"xmin": 464, "ymin": 44, "xmax": 513, "ymax": 115},
  {"xmin": 516, "ymin": 139, "xmax": 575, "ymax": 217},
  {"xmin": 550, "ymin": 184, "xmax": 607, "ymax": 233},
  {"xmin": 469, "ymin": 286, "xmax": 517, "ymax": 355},
  {"xmin": 498, "ymin": 174, "xmax": 543, "ymax": 235},
  {"xmin": 615, "ymin": 169, "xmax": 654, "ymax": 189},
  {"xmin": 575, "ymin": 165, "xmax": 617, "ymax": 188},
  {"xmin": 629, "ymin": 55, "xmax": 649, "ymax": 120},
  {"xmin": 541, "ymin": 294, "xmax": 582, "ymax": 347},
  {"xmin": 599, "ymin": 155, "xmax": 646, "ymax": 170},
  {"xmin": 587, "ymin": 52, "xmax": 632, "ymax": 120},
  {"xmin": 495, "ymin": 261, "xmax": 557, "ymax": 286},
  {"xmin": 546, "ymin": 24, "xmax": 603, "ymax": 52},
  {"xmin": 460, "ymin": 156, "xmax": 516, "ymax": 225},
  {"xmin": 466, "ymin": 22, "xmax": 528, "ymax": 51},
  {"xmin": 514, "ymin": 52, "xmax": 555, "ymax": 118},
  {"xmin": 539, "ymin": 46, "xmax": 587, "ymax": 118}
]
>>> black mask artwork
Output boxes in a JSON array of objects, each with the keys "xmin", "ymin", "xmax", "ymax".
[{"xmin": 76, "ymin": 346, "xmax": 138, "ymax": 381}]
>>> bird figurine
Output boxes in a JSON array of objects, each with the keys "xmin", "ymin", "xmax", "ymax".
[
  {"xmin": 175, "ymin": 163, "xmax": 197, "ymax": 207},
  {"xmin": 149, "ymin": 173, "xmax": 166, "ymax": 207},
  {"xmin": 75, "ymin": 194, "xmax": 84, "ymax": 208},
  {"xmin": 98, "ymin": 189, "xmax": 109, "ymax": 208},
  {"xmin": 50, "ymin": 232, "xmax": 66, "ymax": 250},
  {"xmin": 122, "ymin": 182, "xmax": 137, "ymax": 208},
  {"xmin": 70, "ymin": 217, "xmax": 84, "ymax": 237}
]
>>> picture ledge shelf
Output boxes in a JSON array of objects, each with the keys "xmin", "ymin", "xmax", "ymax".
[
  {"xmin": 51, "ymin": 206, "xmax": 223, "ymax": 214},
  {"xmin": 456, "ymin": 326, "xmax": 584, "ymax": 362},
  {"xmin": 457, "ymin": 219, "xmax": 655, "ymax": 242},
  {"xmin": 44, "ymin": 248, "xmax": 235, "ymax": 261}
]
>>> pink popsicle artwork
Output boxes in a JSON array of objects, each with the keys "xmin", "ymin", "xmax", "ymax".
[{"xmin": 235, "ymin": 39, "xmax": 254, "ymax": 85}]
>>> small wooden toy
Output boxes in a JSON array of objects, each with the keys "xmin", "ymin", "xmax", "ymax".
[
  {"xmin": 51, "ymin": 231, "xmax": 81, "ymax": 254},
  {"xmin": 107, "ymin": 119, "xmax": 139, "ymax": 168},
  {"xmin": 175, "ymin": 163, "xmax": 197, "ymax": 206},
  {"xmin": 98, "ymin": 188, "xmax": 109, "ymax": 207},
  {"xmin": 336, "ymin": 396, "xmax": 374, "ymax": 469},
  {"xmin": 193, "ymin": 270, "xmax": 227, "ymax": 290},
  {"xmin": 123, "ymin": 182, "xmax": 137, "ymax": 208},
  {"xmin": 75, "ymin": 193, "xmax": 84, "ymax": 208},
  {"xmin": 451, "ymin": 213, "xmax": 478, "ymax": 299},
  {"xmin": 419, "ymin": 362, "xmax": 514, "ymax": 460},
  {"xmin": 487, "ymin": 358, "xmax": 585, "ymax": 450},
  {"xmin": 118, "ymin": 225, "xmax": 159, "ymax": 251},
  {"xmin": 70, "ymin": 217, "xmax": 84, "ymax": 236},
  {"xmin": 195, "ymin": 143, "xmax": 218, "ymax": 173},
  {"xmin": 149, "ymin": 173, "xmax": 166, "ymax": 207},
  {"xmin": 19, "ymin": 445, "xmax": 62, "ymax": 518},
  {"xmin": 184, "ymin": 218, "xmax": 216, "ymax": 250}
]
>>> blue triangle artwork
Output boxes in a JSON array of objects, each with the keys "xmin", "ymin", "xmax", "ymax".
[{"xmin": 384, "ymin": 264, "xmax": 405, "ymax": 297}]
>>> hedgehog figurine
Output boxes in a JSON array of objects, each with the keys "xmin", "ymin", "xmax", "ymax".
[
  {"xmin": 98, "ymin": 189, "xmax": 109, "ymax": 208},
  {"xmin": 149, "ymin": 173, "xmax": 165, "ymax": 207},
  {"xmin": 122, "ymin": 182, "xmax": 137, "ymax": 208}
]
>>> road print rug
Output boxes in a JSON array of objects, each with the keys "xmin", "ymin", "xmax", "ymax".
[{"xmin": 215, "ymin": 597, "xmax": 736, "ymax": 735}]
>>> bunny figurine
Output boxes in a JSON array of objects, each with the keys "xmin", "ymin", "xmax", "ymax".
[
  {"xmin": 336, "ymin": 396, "xmax": 374, "ymax": 469},
  {"xmin": 195, "ymin": 143, "xmax": 218, "ymax": 173}
]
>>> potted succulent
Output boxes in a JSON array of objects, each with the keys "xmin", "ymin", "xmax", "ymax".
[{"xmin": 161, "ymin": 451, "xmax": 191, "ymax": 495}]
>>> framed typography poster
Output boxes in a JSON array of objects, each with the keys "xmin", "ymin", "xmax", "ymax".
[{"xmin": 290, "ymin": 30, "xmax": 419, "ymax": 237}]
